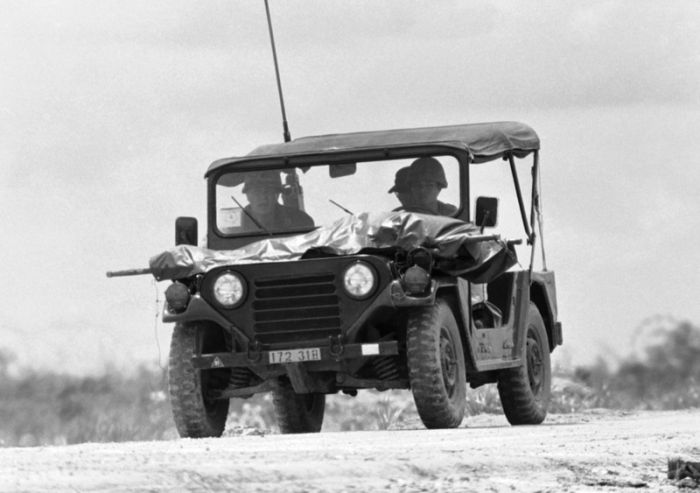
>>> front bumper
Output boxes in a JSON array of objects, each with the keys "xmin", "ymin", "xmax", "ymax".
[{"xmin": 192, "ymin": 340, "xmax": 399, "ymax": 370}]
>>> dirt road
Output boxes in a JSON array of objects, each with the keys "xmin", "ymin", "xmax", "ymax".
[{"xmin": 1, "ymin": 409, "xmax": 698, "ymax": 492}]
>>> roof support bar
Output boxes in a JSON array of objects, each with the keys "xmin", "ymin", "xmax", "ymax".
[
  {"xmin": 508, "ymin": 154, "xmax": 533, "ymax": 245},
  {"xmin": 532, "ymin": 151, "xmax": 547, "ymax": 271},
  {"xmin": 529, "ymin": 152, "xmax": 539, "ymax": 275},
  {"xmin": 529, "ymin": 153, "xmax": 538, "ymax": 239}
]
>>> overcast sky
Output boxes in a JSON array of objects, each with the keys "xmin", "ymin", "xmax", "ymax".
[{"xmin": 1, "ymin": 1, "xmax": 699, "ymax": 374}]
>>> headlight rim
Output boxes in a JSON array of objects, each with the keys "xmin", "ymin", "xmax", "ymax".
[
  {"xmin": 212, "ymin": 270, "xmax": 247, "ymax": 309},
  {"xmin": 342, "ymin": 261, "xmax": 377, "ymax": 300}
]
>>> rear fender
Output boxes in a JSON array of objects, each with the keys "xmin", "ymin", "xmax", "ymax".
[
  {"xmin": 510, "ymin": 272, "xmax": 532, "ymax": 359},
  {"xmin": 530, "ymin": 271, "xmax": 562, "ymax": 350}
]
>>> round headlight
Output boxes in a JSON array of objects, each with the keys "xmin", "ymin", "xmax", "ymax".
[
  {"xmin": 213, "ymin": 272, "xmax": 245, "ymax": 308},
  {"xmin": 342, "ymin": 262, "xmax": 376, "ymax": 298}
]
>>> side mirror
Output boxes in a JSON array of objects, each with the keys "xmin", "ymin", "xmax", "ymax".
[
  {"xmin": 329, "ymin": 163, "xmax": 357, "ymax": 178},
  {"xmin": 175, "ymin": 217, "xmax": 198, "ymax": 246},
  {"xmin": 475, "ymin": 197, "xmax": 498, "ymax": 228}
]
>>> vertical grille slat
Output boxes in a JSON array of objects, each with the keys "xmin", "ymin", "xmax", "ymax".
[{"xmin": 252, "ymin": 273, "xmax": 341, "ymax": 344}]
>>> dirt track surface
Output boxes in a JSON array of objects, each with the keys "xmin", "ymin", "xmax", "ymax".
[{"xmin": 2, "ymin": 409, "xmax": 699, "ymax": 492}]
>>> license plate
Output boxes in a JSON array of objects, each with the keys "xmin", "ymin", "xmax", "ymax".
[{"xmin": 268, "ymin": 347, "xmax": 322, "ymax": 364}]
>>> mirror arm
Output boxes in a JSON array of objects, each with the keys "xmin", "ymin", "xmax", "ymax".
[{"xmin": 479, "ymin": 211, "xmax": 490, "ymax": 233}]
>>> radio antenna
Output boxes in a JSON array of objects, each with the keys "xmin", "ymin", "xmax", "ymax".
[{"xmin": 264, "ymin": 0, "xmax": 291, "ymax": 143}]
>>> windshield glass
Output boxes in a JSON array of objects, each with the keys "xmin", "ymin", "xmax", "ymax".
[{"xmin": 214, "ymin": 156, "xmax": 461, "ymax": 236}]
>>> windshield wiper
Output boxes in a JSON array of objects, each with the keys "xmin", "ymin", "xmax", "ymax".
[
  {"xmin": 329, "ymin": 199, "xmax": 354, "ymax": 216},
  {"xmin": 231, "ymin": 195, "xmax": 273, "ymax": 237}
]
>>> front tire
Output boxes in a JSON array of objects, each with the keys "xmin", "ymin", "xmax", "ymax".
[
  {"xmin": 407, "ymin": 299, "xmax": 466, "ymax": 429},
  {"xmin": 497, "ymin": 303, "xmax": 551, "ymax": 424},
  {"xmin": 168, "ymin": 323, "xmax": 230, "ymax": 438},
  {"xmin": 272, "ymin": 378, "xmax": 325, "ymax": 434}
]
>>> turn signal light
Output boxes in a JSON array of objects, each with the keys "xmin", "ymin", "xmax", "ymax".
[
  {"xmin": 402, "ymin": 265, "xmax": 430, "ymax": 295},
  {"xmin": 165, "ymin": 282, "xmax": 190, "ymax": 313}
]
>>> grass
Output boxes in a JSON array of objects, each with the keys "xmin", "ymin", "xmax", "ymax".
[{"xmin": 1, "ymin": 318, "xmax": 698, "ymax": 446}]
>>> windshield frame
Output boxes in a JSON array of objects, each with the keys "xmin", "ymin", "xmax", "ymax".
[{"xmin": 206, "ymin": 145, "xmax": 471, "ymax": 250}]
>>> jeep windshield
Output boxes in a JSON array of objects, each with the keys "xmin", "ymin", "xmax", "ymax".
[{"xmin": 214, "ymin": 156, "xmax": 462, "ymax": 237}]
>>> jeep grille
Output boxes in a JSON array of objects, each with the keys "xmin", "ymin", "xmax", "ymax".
[{"xmin": 252, "ymin": 273, "xmax": 341, "ymax": 345}]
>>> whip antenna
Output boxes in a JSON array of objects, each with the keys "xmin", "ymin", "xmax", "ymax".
[{"xmin": 264, "ymin": 0, "xmax": 291, "ymax": 142}]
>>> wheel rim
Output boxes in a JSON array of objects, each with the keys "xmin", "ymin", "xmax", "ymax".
[
  {"xmin": 439, "ymin": 328, "xmax": 458, "ymax": 397},
  {"xmin": 526, "ymin": 328, "xmax": 544, "ymax": 396}
]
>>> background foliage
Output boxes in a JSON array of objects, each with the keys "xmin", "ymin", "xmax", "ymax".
[{"xmin": 1, "ymin": 319, "xmax": 698, "ymax": 447}]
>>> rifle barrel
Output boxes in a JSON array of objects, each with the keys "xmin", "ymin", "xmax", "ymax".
[{"xmin": 106, "ymin": 268, "xmax": 152, "ymax": 278}]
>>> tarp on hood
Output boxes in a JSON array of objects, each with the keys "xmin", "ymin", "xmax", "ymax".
[{"xmin": 149, "ymin": 211, "xmax": 516, "ymax": 283}]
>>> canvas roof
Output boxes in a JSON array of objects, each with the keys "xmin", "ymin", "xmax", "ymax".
[{"xmin": 206, "ymin": 121, "xmax": 539, "ymax": 176}]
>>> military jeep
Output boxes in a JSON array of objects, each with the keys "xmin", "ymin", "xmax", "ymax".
[{"xmin": 133, "ymin": 121, "xmax": 562, "ymax": 437}]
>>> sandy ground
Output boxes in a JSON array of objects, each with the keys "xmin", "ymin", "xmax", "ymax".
[{"xmin": 1, "ymin": 409, "xmax": 698, "ymax": 492}]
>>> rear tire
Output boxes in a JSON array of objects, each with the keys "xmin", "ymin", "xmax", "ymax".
[
  {"xmin": 272, "ymin": 378, "xmax": 325, "ymax": 434},
  {"xmin": 497, "ymin": 303, "xmax": 551, "ymax": 425},
  {"xmin": 168, "ymin": 323, "xmax": 230, "ymax": 438},
  {"xmin": 407, "ymin": 299, "xmax": 466, "ymax": 429}
]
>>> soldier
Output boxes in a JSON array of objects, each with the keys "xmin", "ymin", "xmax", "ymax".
[
  {"xmin": 241, "ymin": 170, "xmax": 314, "ymax": 231},
  {"xmin": 388, "ymin": 166, "xmax": 411, "ymax": 209},
  {"xmin": 405, "ymin": 157, "xmax": 458, "ymax": 215}
]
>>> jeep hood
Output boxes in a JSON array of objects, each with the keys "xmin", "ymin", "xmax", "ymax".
[{"xmin": 149, "ymin": 211, "xmax": 516, "ymax": 283}]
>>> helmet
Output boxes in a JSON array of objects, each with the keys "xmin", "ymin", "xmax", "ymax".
[
  {"xmin": 242, "ymin": 170, "xmax": 283, "ymax": 193},
  {"xmin": 407, "ymin": 157, "xmax": 447, "ymax": 188},
  {"xmin": 388, "ymin": 167, "xmax": 411, "ymax": 193}
]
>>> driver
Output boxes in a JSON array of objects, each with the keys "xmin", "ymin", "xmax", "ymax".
[
  {"xmin": 241, "ymin": 171, "xmax": 314, "ymax": 231},
  {"xmin": 405, "ymin": 157, "xmax": 458, "ymax": 215}
]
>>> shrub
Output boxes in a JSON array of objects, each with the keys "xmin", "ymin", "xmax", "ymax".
[
  {"xmin": 573, "ymin": 319, "xmax": 700, "ymax": 410},
  {"xmin": 0, "ymin": 362, "xmax": 175, "ymax": 447},
  {"xmin": 0, "ymin": 318, "xmax": 697, "ymax": 445}
]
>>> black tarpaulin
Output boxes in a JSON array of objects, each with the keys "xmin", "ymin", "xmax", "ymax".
[{"xmin": 149, "ymin": 211, "xmax": 516, "ymax": 282}]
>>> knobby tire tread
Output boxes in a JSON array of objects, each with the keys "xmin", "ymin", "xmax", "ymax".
[
  {"xmin": 272, "ymin": 379, "xmax": 325, "ymax": 434},
  {"xmin": 168, "ymin": 323, "xmax": 229, "ymax": 438},
  {"xmin": 407, "ymin": 300, "xmax": 466, "ymax": 429},
  {"xmin": 497, "ymin": 303, "xmax": 551, "ymax": 425}
]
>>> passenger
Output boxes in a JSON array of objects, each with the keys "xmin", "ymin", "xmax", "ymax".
[
  {"xmin": 405, "ymin": 157, "xmax": 458, "ymax": 215},
  {"xmin": 388, "ymin": 167, "xmax": 412, "ymax": 209},
  {"xmin": 241, "ymin": 171, "xmax": 314, "ymax": 231}
]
